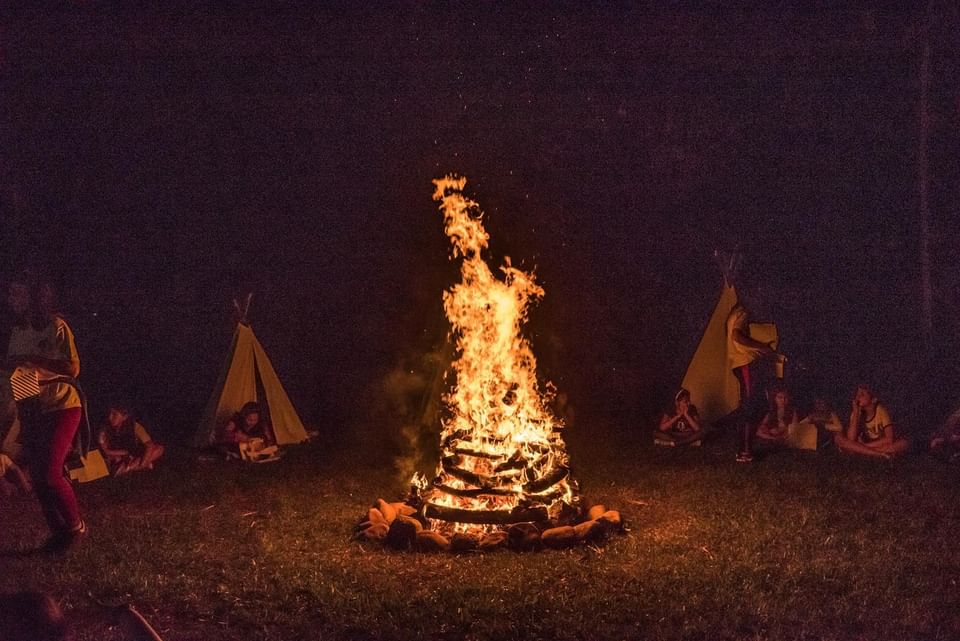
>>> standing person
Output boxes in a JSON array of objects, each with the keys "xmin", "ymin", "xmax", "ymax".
[
  {"xmin": 726, "ymin": 301, "xmax": 777, "ymax": 462},
  {"xmin": 835, "ymin": 383, "xmax": 909, "ymax": 459},
  {"xmin": 5, "ymin": 273, "xmax": 86, "ymax": 552}
]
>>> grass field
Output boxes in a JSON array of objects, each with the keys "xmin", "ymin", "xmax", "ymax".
[{"xmin": 2, "ymin": 430, "xmax": 960, "ymax": 641}]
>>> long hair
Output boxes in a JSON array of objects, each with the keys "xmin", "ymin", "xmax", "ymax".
[{"xmin": 767, "ymin": 384, "xmax": 796, "ymax": 419}]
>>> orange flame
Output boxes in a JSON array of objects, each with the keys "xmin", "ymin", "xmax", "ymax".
[{"xmin": 420, "ymin": 176, "xmax": 574, "ymax": 534}]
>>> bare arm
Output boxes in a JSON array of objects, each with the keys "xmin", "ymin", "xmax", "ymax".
[
  {"xmin": 846, "ymin": 401, "xmax": 861, "ymax": 441},
  {"xmin": 658, "ymin": 412, "xmax": 679, "ymax": 431},
  {"xmin": 731, "ymin": 328, "xmax": 774, "ymax": 354}
]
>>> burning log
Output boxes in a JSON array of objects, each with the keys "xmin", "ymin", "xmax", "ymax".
[
  {"xmin": 434, "ymin": 484, "xmax": 516, "ymax": 499},
  {"xmin": 522, "ymin": 465, "xmax": 569, "ymax": 494},
  {"xmin": 424, "ymin": 503, "xmax": 548, "ymax": 525},
  {"xmin": 440, "ymin": 458, "xmax": 522, "ymax": 487},
  {"xmin": 451, "ymin": 446, "xmax": 504, "ymax": 460}
]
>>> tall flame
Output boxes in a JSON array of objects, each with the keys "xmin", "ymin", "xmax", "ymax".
[{"xmin": 420, "ymin": 176, "xmax": 576, "ymax": 534}]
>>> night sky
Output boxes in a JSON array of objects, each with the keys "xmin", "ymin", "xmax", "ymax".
[{"xmin": 2, "ymin": 4, "xmax": 958, "ymax": 443}]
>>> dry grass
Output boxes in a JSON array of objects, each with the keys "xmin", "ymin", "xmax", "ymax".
[{"xmin": 2, "ymin": 435, "xmax": 960, "ymax": 641}]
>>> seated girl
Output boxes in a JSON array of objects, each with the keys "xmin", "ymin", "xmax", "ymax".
[
  {"xmin": 218, "ymin": 402, "xmax": 279, "ymax": 461},
  {"xmin": 655, "ymin": 388, "xmax": 703, "ymax": 446},
  {"xmin": 97, "ymin": 403, "xmax": 165, "ymax": 475},
  {"xmin": 756, "ymin": 385, "xmax": 799, "ymax": 442},
  {"xmin": 834, "ymin": 383, "xmax": 909, "ymax": 459}
]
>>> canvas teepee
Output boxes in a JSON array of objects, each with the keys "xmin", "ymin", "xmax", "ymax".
[
  {"xmin": 681, "ymin": 254, "xmax": 780, "ymax": 426},
  {"xmin": 681, "ymin": 279, "xmax": 742, "ymax": 426},
  {"xmin": 195, "ymin": 299, "xmax": 307, "ymax": 447}
]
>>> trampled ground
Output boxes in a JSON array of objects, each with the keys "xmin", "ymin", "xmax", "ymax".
[{"xmin": 2, "ymin": 434, "xmax": 959, "ymax": 641}]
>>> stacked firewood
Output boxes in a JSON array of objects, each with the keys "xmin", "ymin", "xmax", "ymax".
[{"xmin": 354, "ymin": 499, "xmax": 623, "ymax": 552}]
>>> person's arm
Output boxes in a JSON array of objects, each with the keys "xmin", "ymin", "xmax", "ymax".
[
  {"xmin": 98, "ymin": 430, "xmax": 129, "ymax": 458},
  {"xmin": 263, "ymin": 421, "xmax": 277, "ymax": 445},
  {"xmin": 846, "ymin": 400, "xmax": 861, "ymax": 441},
  {"xmin": 223, "ymin": 420, "xmax": 247, "ymax": 443},
  {"xmin": 758, "ymin": 412, "xmax": 772, "ymax": 432},
  {"xmin": 683, "ymin": 407, "xmax": 701, "ymax": 431},
  {"xmin": 731, "ymin": 327, "xmax": 775, "ymax": 354},
  {"xmin": 826, "ymin": 412, "xmax": 843, "ymax": 431},
  {"xmin": 658, "ymin": 412, "xmax": 679, "ymax": 431}
]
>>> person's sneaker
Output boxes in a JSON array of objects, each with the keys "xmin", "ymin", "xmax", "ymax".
[
  {"xmin": 735, "ymin": 451, "xmax": 754, "ymax": 463},
  {"xmin": 41, "ymin": 520, "xmax": 87, "ymax": 554}
]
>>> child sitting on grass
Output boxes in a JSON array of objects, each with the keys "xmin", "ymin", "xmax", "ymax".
[
  {"xmin": 97, "ymin": 403, "xmax": 165, "ymax": 475},
  {"xmin": 655, "ymin": 388, "xmax": 703, "ymax": 446},
  {"xmin": 834, "ymin": 383, "xmax": 909, "ymax": 460},
  {"xmin": 756, "ymin": 385, "xmax": 799, "ymax": 442},
  {"xmin": 929, "ymin": 407, "xmax": 960, "ymax": 463}
]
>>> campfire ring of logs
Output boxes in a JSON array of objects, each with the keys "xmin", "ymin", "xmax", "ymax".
[{"xmin": 354, "ymin": 499, "xmax": 623, "ymax": 552}]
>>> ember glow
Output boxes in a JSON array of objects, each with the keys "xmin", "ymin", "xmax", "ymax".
[{"xmin": 416, "ymin": 176, "xmax": 579, "ymax": 534}]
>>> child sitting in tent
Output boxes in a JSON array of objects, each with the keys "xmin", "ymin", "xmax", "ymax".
[
  {"xmin": 655, "ymin": 388, "xmax": 703, "ymax": 446},
  {"xmin": 834, "ymin": 383, "xmax": 909, "ymax": 459},
  {"xmin": 218, "ymin": 401, "xmax": 280, "ymax": 462},
  {"xmin": 97, "ymin": 403, "xmax": 165, "ymax": 475}
]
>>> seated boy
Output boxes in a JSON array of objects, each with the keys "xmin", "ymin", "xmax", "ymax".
[
  {"xmin": 834, "ymin": 384, "xmax": 908, "ymax": 459},
  {"xmin": 97, "ymin": 404, "xmax": 165, "ymax": 475}
]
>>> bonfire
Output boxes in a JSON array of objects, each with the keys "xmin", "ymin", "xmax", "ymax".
[{"xmin": 357, "ymin": 176, "xmax": 621, "ymax": 551}]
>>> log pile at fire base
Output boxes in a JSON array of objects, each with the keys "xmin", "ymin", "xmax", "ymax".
[{"xmin": 355, "ymin": 499, "xmax": 623, "ymax": 552}]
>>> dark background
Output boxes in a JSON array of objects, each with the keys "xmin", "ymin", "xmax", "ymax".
[{"xmin": 1, "ymin": 3, "xmax": 958, "ymax": 447}]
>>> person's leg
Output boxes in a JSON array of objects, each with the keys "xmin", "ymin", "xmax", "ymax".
[
  {"xmin": 142, "ymin": 442, "xmax": 165, "ymax": 467},
  {"xmin": 834, "ymin": 433, "xmax": 889, "ymax": 459},
  {"xmin": 879, "ymin": 438, "xmax": 909, "ymax": 457},
  {"xmin": 35, "ymin": 408, "xmax": 84, "ymax": 534},
  {"xmin": 734, "ymin": 366, "xmax": 756, "ymax": 460}
]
